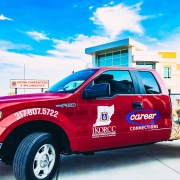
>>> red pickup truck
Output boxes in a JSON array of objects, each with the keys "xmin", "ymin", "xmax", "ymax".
[{"xmin": 0, "ymin": 67, "xmax": 180, "ymax": 180}]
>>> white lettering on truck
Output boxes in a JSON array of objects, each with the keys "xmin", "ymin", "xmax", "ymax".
[
  {"xmin": 92, "ymin": 105, "xmax": 116, "ymax": 138},
  {"xmin": 130, "ymin": 113, "xmax": 157, "ymax": 121},
  {"xmin": 92, "ymin": 126, "xmax": 116, "ymax": 138}
]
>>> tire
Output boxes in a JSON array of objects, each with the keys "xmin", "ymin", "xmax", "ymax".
[{"xmin": 13, "ymin": 132, "xmax": 60, "ymax": 180}]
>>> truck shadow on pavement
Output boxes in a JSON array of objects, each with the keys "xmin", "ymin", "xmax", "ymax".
[
  {"xmin": 0, "ymin": 162, "xmax": 14, "ymax": 180},
  {"xmin": 1, "ymin": 141, "xmax": 180, "ymax": 180},
  {"xmin": 58, "ymin": 141, "xmax": 180, "ymax": 179}
]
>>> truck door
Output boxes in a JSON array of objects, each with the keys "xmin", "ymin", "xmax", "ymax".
[
  {"xmin": 78, "ymin": 69, "xmax": 144, "ymax": 152},
  {"xmin": 135, "ymin": 70, "xmax": 171, "ymax": 143}
]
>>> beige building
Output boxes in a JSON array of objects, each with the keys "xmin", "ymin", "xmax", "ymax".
[{"xmin": 85, "ymin": 38, "xmax": 180, "ymax": 93}]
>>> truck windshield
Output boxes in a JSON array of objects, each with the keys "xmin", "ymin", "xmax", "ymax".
[{"xmin": 46, "ymin": 69, "xmax": 98, "ymax": 93}]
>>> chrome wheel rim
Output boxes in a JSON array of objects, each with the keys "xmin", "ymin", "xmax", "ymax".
[{"xmin": 33, "ymin": 144, "xmax": 56, "ymax": 179}]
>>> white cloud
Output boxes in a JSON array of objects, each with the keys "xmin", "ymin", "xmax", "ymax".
[
  {"xmin": 0, "ymin": 50, "xmax": 89, "ymax": 96},
  {"xmin": 156, "ymin": 34, "xmax": 180, "ymax": 55},
  {"xmin": 48, "ymin": 34, "xmax": 110, "ymax": 59},
  {"xmin": 26, "ymin": 31, "xmax": 50, "ymax": 41},
  {"xmin": 145, "ymin": 36, "xmax": 158, "ymax": 42},
  {"xmin": 146, "ymin": 27, "xmax": 180, "ymax": 62},
  {"xmin": 0, "ymin": 33, "xmax": 112, "ymax": 96},
  {"xmin": 0, "ymin": 2, "xmax": 163, "ymax": 96},
  {"xmin": 0, "ymin": 14, "xmax": 13, "ymax": 21},
  {"xmin": 131, "ymin": 1, "xmax": 143, "ymax": 11},
  {"xmin": 89, "ymin": 6, "xmax": 93, "ymax": 10},
  {"xmin": 90, "ymin": 2, "xmax": 148, "ymax": 38},
  {"xmin": 0, "ymin": 40, "xmax": 32, "ymax": 50}
]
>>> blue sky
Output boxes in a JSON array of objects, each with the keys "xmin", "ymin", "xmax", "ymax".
[{"xmin": 0, "ymin": 0, "xmax": 180, "ymax": 95}]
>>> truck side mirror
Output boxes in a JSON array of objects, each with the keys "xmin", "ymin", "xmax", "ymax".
[{"xmin": 83, "ymin": 83, "xmax": 110, "ymax": 99}]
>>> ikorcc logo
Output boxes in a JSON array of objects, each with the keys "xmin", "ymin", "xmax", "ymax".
[{"xmin": 126, "ymin": 110, "xmax": 160, "ymax": 125}]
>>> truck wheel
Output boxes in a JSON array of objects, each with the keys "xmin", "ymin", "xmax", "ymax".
[{"xmin": 13, "ymin": 132, "xmax": 60, "ymax": 180}]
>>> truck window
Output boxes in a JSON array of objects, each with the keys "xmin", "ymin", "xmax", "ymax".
[
  {"xmin": 89, "ymin": 70, "xmax": 135, "ymax": 96},
  {"xmin": 139, "ymin": 71, "xmax": 161, "ymax": 94},
  {"xmin": 47, "ymin": 69, "xmax": 98, "ymax": 93}
]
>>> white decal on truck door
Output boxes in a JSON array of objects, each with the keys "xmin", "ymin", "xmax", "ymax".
[
  {"xmin": 93, "ymin": 105, "xmax": 114, "ymax": 127},
  {"xmin": 92, "ymin": 105, "xmax": 116, "ymax": 138}
]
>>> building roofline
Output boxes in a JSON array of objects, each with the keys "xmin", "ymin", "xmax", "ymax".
[
  {"xmin": 86, "ymin": 66, "xmax": 156, "ymax": 71},
  {"xmin": 85, "ymin": 38, "xmax": 147, "ymax": 55}
]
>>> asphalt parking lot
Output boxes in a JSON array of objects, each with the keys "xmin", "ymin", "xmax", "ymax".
[{"xmin": 1, "ymin": 140, "xmax": 180, "ymax": 180}]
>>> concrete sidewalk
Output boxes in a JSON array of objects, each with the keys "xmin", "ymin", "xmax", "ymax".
[{"xmin": 1, "ymin": 140, "xmax": 180, "ymax": 180}]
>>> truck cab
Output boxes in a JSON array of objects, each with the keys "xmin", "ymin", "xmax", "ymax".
[{"xmin": 0, "ymin": 67, "xmax": 172, "ymax": 180}]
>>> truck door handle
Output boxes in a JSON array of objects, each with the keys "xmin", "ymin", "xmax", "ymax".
[{"xmin": 132, "ymin": 102, "xmax": 142, "ymax": 109}]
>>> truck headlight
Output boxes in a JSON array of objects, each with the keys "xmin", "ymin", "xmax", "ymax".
[{"xmin": 0, "ymin": 111, "xmax": 2, "ymax": 119}]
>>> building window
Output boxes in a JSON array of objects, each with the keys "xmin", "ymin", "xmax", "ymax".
[
  {"xmin": 98, "ymin": 54, "xmax": 105, "ymax": 67},
  {"xmin": 106, "ymin": 53, "xmax": 113, "ymax": 66},
  {"xmin": 136, "ymin": 62, "xmax": 155, "ymax": 69},
  {"xmin": 113, "ymin": 51, "xmax": 120, "ymax": 66},
  {"xmin": 164, "ymin": 67, "xmax": 171, "ymax": 78},
  {"xmin": 97, "ymin": 49, "xmax": 128, "ymax": 67}
]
